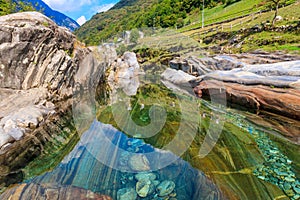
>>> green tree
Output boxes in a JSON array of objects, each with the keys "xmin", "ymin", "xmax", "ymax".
[
  {"xmin": 0, "ymin": 0, "xmax": 35, "ymax": 16},
  {"xmin": 0, "ymin": 0, "xmax": 15, "ymax": 16},
  {"xmin": 267, "ymin": 0, "xmax": 284, "ymax": 26}
]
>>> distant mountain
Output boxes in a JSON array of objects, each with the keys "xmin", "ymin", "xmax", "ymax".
[{"xmin": 15, "ymin": 0, "xmax": 79, "ymax": 31}]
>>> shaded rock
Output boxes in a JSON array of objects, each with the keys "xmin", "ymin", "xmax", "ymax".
[
  {"xmin": 169, "ymin": 55, "xmax": 245, "ymax": 76},
  {"xmin": 169, "ymin": 57, "xmax": 191, "ymax": 73},
  {"xmin": 156, "ymin": 180, "xmax": 175, "ymax": 197},
  {"xmin": 117, "ymin": 188, "xmax": 137, "ymax": 200},
  {"xmin": 128, "ymin": 154, "xmax": 150, "ymax": 171}
]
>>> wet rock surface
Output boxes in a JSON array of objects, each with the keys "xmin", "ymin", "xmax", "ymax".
[{"xmin": 0, "ymin": 184, "xmax": 113, "ymax": 200}]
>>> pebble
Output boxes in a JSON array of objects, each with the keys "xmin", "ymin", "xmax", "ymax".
[
  {"xmin": 293, "ymin": 186, "xmax": 300, "ymax": 194},
  {"xmin": 285, "ymin": 177, "xmax": 296, "ymax": 182},
  {"xmin": 117, "ymin": 188, "xmax": 137, "ymax": 200},
  {"xmin": 136, "ymin": 180, "xmax": 155, "ymax": 198},
  {"xmin": 156, "ymin": 181, "xmax": 175, "ymax": 197},
  {"xmin": 283, "ymin": 182, "xmax": 292, "ymax": 190},
  {"xmin": 135, "ymin": 172, "xmax": 156, "ymax": 182}
]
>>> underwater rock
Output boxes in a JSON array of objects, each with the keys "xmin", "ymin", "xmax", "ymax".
[
  {"xmin": 136, "ymin": 179, "xmax": 155, "ymax": 197},
  {"xmin": 117, "ymin": 188, "xmax": 137, "ymax": 200},
  {"xmin": 156, "ymin": 180, "xmax": 176, "ymax": 197},
  {"xmin": 0, "ymin": 184, "xmax": 113, "ymax": 200},
  {"xmin": 135, "ymin": 172, "xmax": 157, "ymax": 182},
  {"xmin": 128, "ymin": 154, "xmax": 150, "ymax": 171}
]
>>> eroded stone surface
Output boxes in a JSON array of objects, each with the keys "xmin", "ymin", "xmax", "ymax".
[{"xmin": 0, "ymin": 184, "xmax": 113, "ymax": 200}]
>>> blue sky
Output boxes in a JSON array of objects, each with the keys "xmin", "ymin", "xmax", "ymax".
[{"xmin": 42, "ymin": 0, "xmax": 119, "ymax": 25}]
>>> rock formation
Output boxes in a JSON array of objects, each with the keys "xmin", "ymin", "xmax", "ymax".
[
  {"xmin": 0, "ymin": 12, "xmax": 115, "ymax": 191},
  {"xmin": 0, "ymin": 184, "xmax": 113, "ymax": 200}
]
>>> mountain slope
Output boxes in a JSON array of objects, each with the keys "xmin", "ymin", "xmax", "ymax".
[
  {"xmin": 15, "ymin": 0, "xmax": 79, "ymax": 31},
  {"xmin": 75, "ymin": 0, "xmax": 156, "ymax": 45},
  {"xmin": 75, "ymin": 0, "xmax": 242, "ymax": 45}
]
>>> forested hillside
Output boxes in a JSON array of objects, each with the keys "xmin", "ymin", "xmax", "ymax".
[
  {"xmin": 0, "ymin": 0, "xmax": 34, "ymax": 16},
  {"xmin": 75, "ymin": 0, "xmax": 241, "ymax": 45}
]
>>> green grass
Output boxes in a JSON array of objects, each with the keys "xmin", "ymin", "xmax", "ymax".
[
  {"xmin": 180, "ymin": 1, "xmax": 300, "ymax": 55},
  {"xmin": 240, "ymin": 31, "xmax": 300, "ymax": 54},
  {"xmin": 180, "ymin": 0, "xmax": 264, "ymax": 32}
]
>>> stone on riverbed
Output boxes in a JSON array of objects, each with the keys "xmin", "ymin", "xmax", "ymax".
[
  {"xmin": 117, "ymin": 188, "xmax": 137, "ymax": 200},
  {"xmin": 136, "ymin": 180, "xmax": 155, "ymax": 197},
  {"xmin": 128, "ymin": 154, "xmax": 150, "ymax": 171},
  {"xmin": 156, "ymin": 180, "xmax": 176, "ymax": 197},
  {"xmin": 135, "ymin": 172, "xmax": 157, "ymax": 182}
]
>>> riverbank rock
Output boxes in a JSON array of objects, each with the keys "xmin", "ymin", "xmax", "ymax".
[
  {"xmin": 108, "ymin": 51, "xmax": 142, "ymax": 97},
  {"xmin": 194, "ymin": 79, "xmax": 300, "ymax": 120},
  {"xmin": 193, "ymin": 59, "xmax": 300, "ymax": 121},
  {"xmin": 0, "ymin": 12, "xmax": 113, "ymax": 191}
]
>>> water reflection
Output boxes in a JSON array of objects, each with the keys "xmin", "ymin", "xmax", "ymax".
[{"xmin": 27, "ymin": 120, "xmax": 223, "ymax": 199}]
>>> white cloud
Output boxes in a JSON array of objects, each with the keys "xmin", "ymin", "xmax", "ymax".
[
  {"xmin": 95, "ymin": 3, "xmax": 115, "ymax": 13},
  {"xmin": 76, "ymin": 16, "xmax": 87, "ymax": 26}
]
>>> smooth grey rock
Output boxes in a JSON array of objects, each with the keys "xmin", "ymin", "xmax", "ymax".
[
  {"xmin": 0, "ymin": 133, "xmax": 14, "ymax": 148},
  {"xmin": 161, "ymin": 68, "xmax": 196, "ymax": 85},
  {"xmin": 124, "ymin": 52, "xmax": 140, "ymax": 70},
  {"xmin": 117, "ymin": 188, "xmax": 137, "ymax": 200},
  {"xmin": 156, "ymin": 180, "xmax": 175, "ymax": 197},
  {"xmin": 203, "ymin": 60, "xmax": 300, "ymax": 88}
]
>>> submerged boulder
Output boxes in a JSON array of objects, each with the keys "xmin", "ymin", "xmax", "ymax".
[
  {"xmin": 156, "ymin": 180, "xmax": 176, "ymax": 197},
  {"xmin": 117, "ymin": 188, "xmax": 137, "ymax": 200}
]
